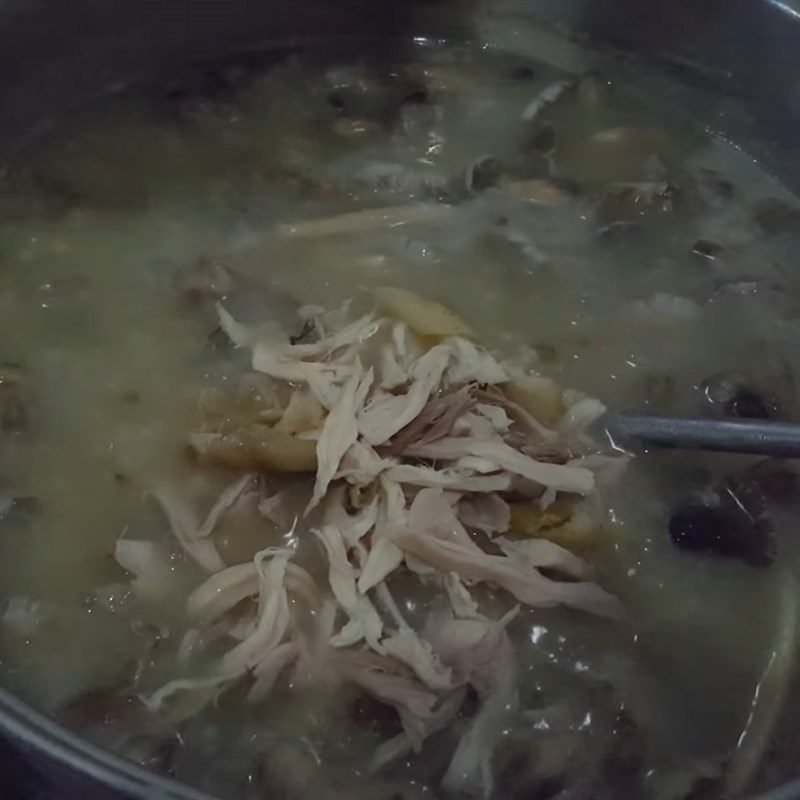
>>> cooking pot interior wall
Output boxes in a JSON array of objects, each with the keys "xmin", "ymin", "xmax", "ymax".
[
  {"xmin": 580, "ymin": 0, "xmax": 800, "ymax": 189},
  {"xmin": 0, "ymin": 0, "xmax": 461, "ymax": 153},
  {"xmin": 0, "ymin": 0, "xmax": 798, "ymax": 186}
]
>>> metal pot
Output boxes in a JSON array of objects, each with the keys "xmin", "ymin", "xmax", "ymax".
[{"xmin": 0, "ymin": 1, "xmax": 798, "ymax": 798}]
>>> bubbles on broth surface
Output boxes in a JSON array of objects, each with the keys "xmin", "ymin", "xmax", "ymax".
[{"xmin": 1, "ymin": 36, "xmax": 800, "ymax": 800}]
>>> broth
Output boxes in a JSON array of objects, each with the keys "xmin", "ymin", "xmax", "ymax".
[{"xmin": 1, "ymin": 37, "xmax": 800, "ymax": 800}]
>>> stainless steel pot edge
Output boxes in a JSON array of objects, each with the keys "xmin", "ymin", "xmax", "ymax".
[
  {"xmin": 1, "ymin": 682, "xmax": 798, "ymax": 800},
  {"xmin": 0, "ymin": 686, "xmax": 216, "ymax": 800}
]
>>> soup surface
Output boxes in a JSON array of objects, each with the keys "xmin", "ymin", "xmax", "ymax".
[{"xmin": 2, "ymin": 37, "xmax": 800, "ymax": 800}]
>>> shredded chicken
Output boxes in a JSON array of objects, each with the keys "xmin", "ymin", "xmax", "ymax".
[
  {"xmin": 445, "ymin": 338, "xmax": 507, "ymax": 386},
  {"xmin": 385, "ymin": 463, "xmax": 513, "ymax": 493},
  {"xmin": 393, "ymin": 530, "xmax": 623, "ymax": 618},
  {"xmin": 382, "ymin": 628, "xmax": 453, "ymax": 691},
  {"xmin": 126, "ymin": 292, "xmax": 628, "ymax": 787},
  {"xmin": 443, "ymin": 572, "xmax": 482, "ymax": 619},
  {"xmin": 388, "ymin": 385, "xmax": 475, "ymax": 454},
  {"xmin": 369, "ymin": 685, "xmax": 469, "ymax": 773},
  {"xmin": 458, "ymin": 494, "xmax": 511, "ymax": 535},
  {"xmin": 258, "ymin": 489, "xmax": 297, "ymax": 529},
  {"xmin": 196, "ymin": 474, "xmax": 256, "ymax": 538},
  {"xmin": 403, "ymin": 437, "xmax": 595, "ymax": 494},
  {"xmin": 358, "ymin": 344, "xmax": 453, "ymax": 445},
  {"xmin": 247, "ymin": 640, "xmax": 301, "ymax": 702},
  {"xmin": 358, "ymin": 536, "xmax": 404, "ymax": 594},
  {"xmin": 308, "ymin": 366, "xmax": 373, "ymax": 512},
  {"xmin": 138, "ymin": 674, "xmax": 236, "ymax": 719},
  {"xmin": 443, "ymin": 636, "xmax": 517, "ymax": 796},
  {"xmin": 112, "ymin": 540, "xmax": 178, "ymax": 605},
  {"xmin": 316, "ymin": 525, "xmax": 384, "ymax": 650},
  {"xmin": 323, "ymin": 487, "xmax": 380, "ymax": 547},
  {"xmin": 221, "ymin": 548, "xmax": 293, "ymax": 673},
  {"xmin": 495, "ymin": 536, "xmax": 595, "ymax": 581},
  {"xmin": 336, "ymin": 648, "xmax": 439, "ymax": 749},
  {"xmin": 336, "ymin": 440, "xmax": 398, "ymax": 486},
  {"xmin": 186, "ymin": 562, "xmax": 258, "ymax": 624},
  {"xmin": 150, "ymin": 486, "xmax": 227, "ymax": 574},
  {"xmin": 275, "ymin": 390, "xmax": 325, "ymax": 435}
]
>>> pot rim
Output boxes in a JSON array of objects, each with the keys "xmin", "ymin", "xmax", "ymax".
[{"xmin": 0, "ymin": 686, "xmax": 214, "ymax": 800}]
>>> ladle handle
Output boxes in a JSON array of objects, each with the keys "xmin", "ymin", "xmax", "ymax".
[{"xmin": 601, "ymin": 414, "xmax": 800, "ymax": 458}]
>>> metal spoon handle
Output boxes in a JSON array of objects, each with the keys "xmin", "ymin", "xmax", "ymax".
[{"xmin": 601, "ymin": 414, "xmax": 800, "ymax": 458}]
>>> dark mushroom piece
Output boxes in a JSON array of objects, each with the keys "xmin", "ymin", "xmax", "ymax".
[
  {"xmin": 725, "ymin": 389, "xmax": 777, "ymax": 420},
  {"xmin": 326, "ymin": 92, "xmax": 346, "ymax": 113},
  {"xmin": 700, "ymin": 374, "xmax": 780, "ymax": 420},
  {"xmin": 592, "ymin": 179, "xmax": 677, "ymax": 242},
  {"xmin": 668, "ymin": 479, "xmax": 775, "ymax": 567},
  {"xmin": 324, "ymin": 61, "xmax": 433, "ymax": 137}
]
